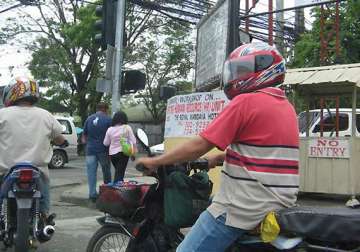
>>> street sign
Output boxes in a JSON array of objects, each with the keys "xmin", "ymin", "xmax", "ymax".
[
  {"xmin": 96, "ymin": 79, "xmax": 112, "ymax": 94},
  {"xmin": 195, "ymin": 0, "xmax": 239, "ymax": 91},
  {"xmin": 294, "ymin": 0, "xmax": 330, "ymax": 8},
  {"xmin": 164, "ymin": 91, "xmax": 229, "ymax": 138},
  {"xmin": 105, "ymin": 45, "xmax": 115, "ymax": 80},
  {"xmin": 308, "ymin": 138, "xmax": 350, "ymax": 159}
]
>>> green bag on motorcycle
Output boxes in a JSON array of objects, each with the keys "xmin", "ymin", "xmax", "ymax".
[{"xmin": 164, "ymin": 170, "xmax": 213, "ymax": 228}]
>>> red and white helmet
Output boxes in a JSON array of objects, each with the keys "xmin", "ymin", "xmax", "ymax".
[{"xmin": 222, "ymin": 42, "xmax": 286, "ymax": 100}]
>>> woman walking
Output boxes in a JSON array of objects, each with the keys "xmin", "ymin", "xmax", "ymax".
[{"xmin": 103, "ymin": 111, "xmax": 137, "ymax": 182}]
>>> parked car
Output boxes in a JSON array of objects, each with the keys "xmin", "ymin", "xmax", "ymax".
[
  {"xmin": 298, "ymin": 108, "xmax": 360, "ymax": 137},
  {"xmin": 49, "ymin": 116, "xmax": 78, "ymax": 169}
]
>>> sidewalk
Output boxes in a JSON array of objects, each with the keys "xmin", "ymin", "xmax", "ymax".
[
  {"xmin": 60, "ymin": 179, "xmax": 351, "ymax": 209},
  {"xmin": 60, "ymin": 156, "xmax": 146, "ymax": 208},
  {"xmin": 51, "ymin": 178, "xmax": 82, "ymax": 189},
  {"xmin": 61, "ymin": 157, "xmax": 351, "ymax": 209}
]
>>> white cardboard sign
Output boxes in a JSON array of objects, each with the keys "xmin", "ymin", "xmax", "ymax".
[
  {"xmin": 164, "ymin": 91, "xmax": 229, "ymax": 138},
  {"xmin": 308, "ymin": 138, "xmax": 350, "ymax": 159}
]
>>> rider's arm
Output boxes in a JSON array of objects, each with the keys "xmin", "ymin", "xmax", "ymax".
[
  {"xmin": 51, "ymin": 115, "xmax": 67, "ymax": 146},
  {"xmin": 142, "ymin": 136, "xmax": 215, "ymax": 169},
  {"xmin": 139, "ymin": 98, "xmax": 244, "ymax": 171},
  {"xmin": 82, "ymin": 119, "xmax": 89, "ymax": 144},
  {"xmin": 53, "ymin": 135, "xmax": 66, "ymax": 145},
  {"xmin": 103, "ymin": 128, "xmax": 111, "ymax": 147}
]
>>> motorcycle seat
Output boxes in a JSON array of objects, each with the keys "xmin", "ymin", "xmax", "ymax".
[{"xmin": 276, "ymin": 206, "xmax": 360, "ymax": 243}]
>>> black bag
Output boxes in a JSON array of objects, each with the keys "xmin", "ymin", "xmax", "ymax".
[{"xmin": 164, "ymin": 171, "xmax": 213, "ymax": 228}]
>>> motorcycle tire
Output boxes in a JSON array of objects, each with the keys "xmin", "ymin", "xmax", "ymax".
[
  {"xmin": 86, "ymin": 226, "xmax": 132, "ymax": 252},
  {"xmin": 14, "ymin": 208, "xmax": 30, "ymax": 252}
]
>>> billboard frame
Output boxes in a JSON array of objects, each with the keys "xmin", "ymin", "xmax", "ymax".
[{"xmin": 195, "ymin": 0, "xmax": 240, "ymax": 92}]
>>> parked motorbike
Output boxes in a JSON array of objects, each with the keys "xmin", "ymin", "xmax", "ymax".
[
  {"xmin": 86, "ymin": 129, "xmax": 360, "ymax": 252},
  {"xmin": 0, "ymin": 163, "xmax": 55, "ymax": 252}
]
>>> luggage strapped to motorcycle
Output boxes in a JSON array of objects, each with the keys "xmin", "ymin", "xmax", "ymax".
[{"xmin": 163, "ymin": 170, "xmax": 213, "ymax": 228}]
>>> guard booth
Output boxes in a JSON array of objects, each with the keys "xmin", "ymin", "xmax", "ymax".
[{"xmin": 284, "ymin": 63, "xmax": 360, "ymax": 195}]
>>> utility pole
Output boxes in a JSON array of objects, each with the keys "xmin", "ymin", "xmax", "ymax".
[
  {"xmin": 245, "ymin": 0, "xmax": 249, "ymax": 32},
  {"xmin": 268, "ymin": 0, "xmax": 273, "ymax": 45},
  {"xmin": 319, "ymin": 1, "xmax": 341, "ymax": 65},
  {"xmin": 275, "ymin": 0, "xmax": 284, "ymax": 55},
  {"xmin": 294, "ymin": 7, "xmax": 305, "ymax": 42},
  {"xmin": 112, "ymin": 0, "xmax": 126, "ymax": 114}
]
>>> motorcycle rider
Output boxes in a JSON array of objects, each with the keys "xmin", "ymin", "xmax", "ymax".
[
  {"xmin": 0, "ymin": 76, "xmax": 67, "ymax": 225},
  {"xmin": 137, "ymin": 42, "xmax": 299, "ymax": 252}
]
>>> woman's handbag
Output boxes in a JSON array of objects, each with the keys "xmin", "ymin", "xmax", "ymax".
[{"xmin": 120, "ymin": 125, "xmax": 135, "ymax": 156}]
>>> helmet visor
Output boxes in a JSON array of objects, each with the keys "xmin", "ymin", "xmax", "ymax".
[{"xmin": 223, "ymin": 54, "xmax": 274, "ymax": 85}]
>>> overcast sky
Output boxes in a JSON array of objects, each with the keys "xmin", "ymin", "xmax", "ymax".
[{"xmin": 0, "ymin": 0, "xmax": 313, "ymax": 86}]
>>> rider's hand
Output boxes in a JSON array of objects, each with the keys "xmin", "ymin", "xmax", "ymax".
[
  {"xmin": 58, "ymin": 140, "xmax": 69, "ymax": 148},
  {"xmin": 136, "ymin": 157, "xmax": 158, "ymax": 174},
  {"xmin": 205, "ymin": 153, "xmax": 225, "ymax": 169}
]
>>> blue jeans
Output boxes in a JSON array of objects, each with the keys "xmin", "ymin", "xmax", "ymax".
[
  {"xmin": 177, "ymin": 210, "xmax": 247, "ymax": 252},
  {"xmin": 39, "ymin": 174, "xmax": 50, "ymax": 213},
  {"xmin": 86, "ymin": 153, "xmax": 111, "ymax": 198}
]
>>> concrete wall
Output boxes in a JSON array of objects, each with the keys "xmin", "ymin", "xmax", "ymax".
[{"xmin": 129, "ymin": 122, "xmax": 164, "ymax": 150}]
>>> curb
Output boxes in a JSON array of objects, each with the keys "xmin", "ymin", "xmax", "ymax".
[
  {"xmin": 60, "ymin": 193, "xmax": 97, "ymax": 209},
  {"xmin": 50, "ymin": 182, "xmax": 82, "ymax": 189},
  {"xmin": 60, "ymin": 173, "xmax": 145, "ymax": 209}
]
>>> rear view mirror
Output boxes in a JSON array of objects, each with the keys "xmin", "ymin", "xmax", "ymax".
[
  {"xmin": 136, "ymin": 129, "xmax": 149, "ymax": 147},
  {"xmin": 313, "ymin": 125, "xmax": 321, "ymax": 133}
]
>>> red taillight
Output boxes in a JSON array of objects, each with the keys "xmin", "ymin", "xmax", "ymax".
[
  {"xmin": 19, "ymin": 169, "xmax": 33, "ymax": 183},
  {"xmin": 132, "ymin": 226, "xmax": 140, "ymax": 237}
]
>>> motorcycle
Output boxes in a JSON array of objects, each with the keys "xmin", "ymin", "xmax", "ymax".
[
  {"xmin": 0, "ymin": 163, "xmax": 56, "ymax": 252},
  {"xmin": 86, "ymin": 129, "xmax": 360, "ymax": 252}
]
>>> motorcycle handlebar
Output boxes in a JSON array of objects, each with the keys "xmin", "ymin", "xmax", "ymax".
[
  {"xmin": 53, "ymin": 140, "xmax": 69, "ymax": 148},
  {"xmin": 58, "ymin": 139, "xmax": 69, "ymax": 148},
  {"xmin": 135, "ymin": 163, "xmax": 147, "ymax": 173},
  {"xmin": 135, "ymin": 159, "xmax": 223, "ymax": 173}
]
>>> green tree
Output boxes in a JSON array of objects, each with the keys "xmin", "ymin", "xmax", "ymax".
[
  {"xmin": 127, "ymin": 18, "xmax": 194, "ymax": 122},
  {"xmin": 291, "ymin": 1, "xmax": 360, "ymax": 68},
  {"xmin": 0, "ymin": 1, "xmax": 104, "ymax": 123},
  {"xmin": 2, "ymin": 1, "xmax": 194, "ymax": 123}
]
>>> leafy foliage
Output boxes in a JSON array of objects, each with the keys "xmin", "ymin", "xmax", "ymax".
[
  {"xmin": 288, "ymin": 1, "xmax": 360, "ymax": 111},
  {"xmin": 2, "ymin": 1, "xmax": 194, "ymax": 124},
  {"xmin": 291, "ymin": 1, "xmax": 360, "ymax": 67},
  {"xmin": 1, "ymin": 0, "xmax": 105, "ymax": 123},
  {"xmin": 126, "ymin": 15, "xmax": 194, "ymax": 122}
]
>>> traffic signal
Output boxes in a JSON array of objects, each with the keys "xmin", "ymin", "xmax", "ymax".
[
  {"xmin": 94, "ymin": 0, "xmax": 116, "ymax": 50},
  {"xmin": 160, "ymin": 86, "xmax": 176, "ymax": 101},
  {"xmin": 121, "ymin": 70, "xmax": 146, "ymax": 94}
]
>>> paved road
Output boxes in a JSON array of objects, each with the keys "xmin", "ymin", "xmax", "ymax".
[
  {"xmin": 37, "ymin": 156, "xmax": 141, "ymax": 251},
  {"xmin": 37, "ymin": 156, "xmax": 103, "ymax": 251},
  {"xmin": 0, "ymin": 156, "xmax": 349, "ymax": 251}
]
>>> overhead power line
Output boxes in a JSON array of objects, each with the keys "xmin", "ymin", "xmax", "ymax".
[{"xmin": 0, "ymin": 3, "xmax": 22, "ymax": 14}]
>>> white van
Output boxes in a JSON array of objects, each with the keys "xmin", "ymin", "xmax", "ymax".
[
  {"xmin": 298, "ymin": 108, "xmax": 360, "ymax": 137},
  {"xmin": 49, "ymin": 116, "xmax": 78, "ymax": 169}
]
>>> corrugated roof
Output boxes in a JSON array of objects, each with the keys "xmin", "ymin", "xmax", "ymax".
[
  {"xmin": 283, "ymin": 63, "xmax": 360, "ymax": 95},
  {"xmin": 284, "ymin": 63, "xmax": 360, "ymax": 86}
]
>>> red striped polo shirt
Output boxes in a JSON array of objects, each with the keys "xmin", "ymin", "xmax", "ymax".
[{"xmin": 200, "ymin": 87, "xmax": 299, "ymax": 230}]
